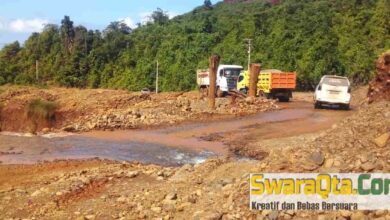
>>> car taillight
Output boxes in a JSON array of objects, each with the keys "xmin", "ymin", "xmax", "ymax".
[{"xmin": 348, "ymin": 87, "xmax": 351, "ymax": 93}]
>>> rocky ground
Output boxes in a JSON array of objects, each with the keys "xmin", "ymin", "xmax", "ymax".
[
  {"xmin": 368, "ymin": 50, "xmax": 390, "ymax": 103},
  {"xmin": 0, "ymin": 91, "xmax": 389, "ymax": 220},
  {"xmin": 0, "ymin": 86, "xmax": 277, "ymax": 133}
]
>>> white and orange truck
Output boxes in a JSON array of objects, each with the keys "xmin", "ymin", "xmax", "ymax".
[{"xmin": 197, "ymin": 65, "xmax": 244, "ymax": 97}]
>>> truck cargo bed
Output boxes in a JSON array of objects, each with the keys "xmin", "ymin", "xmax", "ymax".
[{"xmin": 270, "ymin": 72, "xmax": 296, "ymax": 89}]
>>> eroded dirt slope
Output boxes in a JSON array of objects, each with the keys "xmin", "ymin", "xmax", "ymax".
[{"xmin": 0, "ymin": 86, "xmax": 277, "ymax": 133}]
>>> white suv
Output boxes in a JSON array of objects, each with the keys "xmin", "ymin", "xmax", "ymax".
[{"xmin": 314, "ymin": 75, "xmax": 351, "ymax": 110}]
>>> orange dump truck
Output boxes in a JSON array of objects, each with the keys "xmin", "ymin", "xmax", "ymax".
[{"xmin": 238, "ymin": 69, "xmax": 297, "ymax": 102}]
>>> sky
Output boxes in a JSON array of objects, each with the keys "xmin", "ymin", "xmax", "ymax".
[{"xmin": 0, "ymin": 0, "xmax": 217, "ymax": 47}]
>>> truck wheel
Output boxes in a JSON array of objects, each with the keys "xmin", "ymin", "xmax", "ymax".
[
  {"xmin": 217, "ymin": 88, "xmax": 224, "ymax": 98},
  {"xmin": 314, "ymin": 102, "xmax": 322, "ymax": 109},
  {"xmin": 240, "ymin": 88, "xmax": 248, "ymax": 95},
  {"xmin": 278, "ymin": 97, "xmax": 290, "ymax": 102},
  {"xmin": 341, "ymin": 104, "xmax": 350, "ymax": 110}
]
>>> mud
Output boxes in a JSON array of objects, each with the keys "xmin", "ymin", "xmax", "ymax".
[
  {"xmin": 0, "ymin": 93, "xmax": 352, "ymax": 166},
  {"xmin": 1, "ymin": 88, "xmax": 386, "ymax": 220}
]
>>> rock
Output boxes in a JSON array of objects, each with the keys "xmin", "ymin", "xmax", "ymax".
[
  {"xmin": 360, "ymin": 155, "xmax": 369, "ymax": 163},
  {"xmin": 361, "ymin": 162, "xmax": 376, "ymax": 171},
  {"xmin": 302, "ymin": 162, "xmax": 319, "ymax": 171},
  {"xmin": 220, "ymin": 178, "xmax": 234, "ymax": 186},
  {"xmin": 334, "ymin": 160, "xmax": 342, "ymax": 167},
  {"xmin": 62, "ymin": 126, "xmax": 76, "ymax": 132},
  {"xmin": 116, "ymin": 196, "xmax": 127, "ymax": 203},
  {"xmin": 310, "ymin": 151, "xmax": 325, "ymax": 166},
  {"xmin": 157, "ymin": 170, "xmax": 165, "ymax": 177},
  {"xmin": 31, "ymin": 190, "xmax": 41, "ymax": 197},
  {"xmin": 126, "ymin": 171, "xmax": 140, "ymax": 178},
  {"xmin": 245, "ymin": 97, "xmax": 256, "ymax": 104},
  {"xmin": 351, "ymin": 212, "xmax": 369, "ymax": 220},
  {"xmin": 195, "ymin": 177, "xmax": 203, "ymax": 184},
  {"xmin": 268, "ymin": 211, "xmax": 279, "ymax": 220},
  {"xmin": 317, "ymin": 215, "xmax": 327, "ymax": 220},
  {"xmin": 177, "ymin": 202, "xmax": 191, "ymax": 212},
  {"xmin": 375, "ymin": 210, "xmax": 387, "ymax": 217},
  {"xmin": 165, "ymin": 192, "xmax": 177, "ymax": 200},
  {"xmin": 373, "ymin": 133, "xmax": 390, "ymax": 148},
  {"xmin": 324, "ymin": 158, "xmax": 334, "ymax": 168},
  {"xmin": 41, "ymin": 128, "xmax": 50, "ymax": 133},
  {"xmin": 340, "ymin": 210, "xmax": 352, "ymax": 217},
  {"xmin": 193, "ymin": 211, "xmax": 222, "ymax": 220},
  {"xmin": 56, "ymin": 191, "xmax": 63, "ymax": 196},
  {"xmin": 84, "ymin": 215, "xmax": 96, "ymax": 220},
  {"xmin": 151, "ymin": 206, "xmax": 162, "ymax": 213}
]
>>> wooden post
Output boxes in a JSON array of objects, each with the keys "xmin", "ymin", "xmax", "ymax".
[
  {"xmin": 249, "ymin": 64, "xmax": 261, "ymax": 97},
  {"xmin": 208, "ymin": 55, "xmax": 220, "ymax": 109}
]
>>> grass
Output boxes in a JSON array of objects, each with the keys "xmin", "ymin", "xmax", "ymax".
[{"xmin": 26, "ymin": 99, "xmax": 58, "ymax": 122}]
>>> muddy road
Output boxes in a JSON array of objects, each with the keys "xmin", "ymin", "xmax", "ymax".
[{"xmin": 0, "ymin": 94, "xmax": 353, "ymax": 166}]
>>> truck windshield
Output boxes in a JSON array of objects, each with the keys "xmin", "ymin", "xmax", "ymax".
[
  {"xmin": 224, "ymin": 69, "xmax": 242, "ymax": 77},
  {"xmin": 323, "ymin": 77, "xmax": 349, "ymax": 87}
]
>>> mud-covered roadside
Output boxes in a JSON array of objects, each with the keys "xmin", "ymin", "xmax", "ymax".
[
  {"xmin": 0, "ymin": 97, "xmax": 389, "ymax": 220},
  {"xmin": 0, "ymin": 93, "xmax": 389, "ymax": 220},
  {"xmin": 0, "ymin": 86, "xmax": 278, "ymax": 133}
]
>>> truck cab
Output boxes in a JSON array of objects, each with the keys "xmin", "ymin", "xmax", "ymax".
[{"xmin": 216, "ymin": 65, "xmax": 244, "ymax": 95}]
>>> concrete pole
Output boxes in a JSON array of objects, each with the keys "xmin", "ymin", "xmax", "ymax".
[
  {"xmin": 35, "ymin": 60, "xmax": 39, "ymax": 82},
  {"xmin": 249, "ymin": 63, "xmax": 261, "ymax": 97},
  {"xmin": 208, "ymin": 55, "xmax": 220, "ymax": 109},
  {"xmin": 156, "ymin": 60, "xmax": 159, "ymax": 94}
]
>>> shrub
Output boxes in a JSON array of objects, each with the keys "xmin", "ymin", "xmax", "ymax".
[
  {"xmin": 26, "ymin": 99, "xmax": 57, "ymax": 121},
  {"xmin": 26, "ymin": 99, "xmax": 58, "ymax": 133}
]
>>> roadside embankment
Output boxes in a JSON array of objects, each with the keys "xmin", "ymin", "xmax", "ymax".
[{"xmin": 0, "ymin": 86, "xmax": 278, "ymax": 133}]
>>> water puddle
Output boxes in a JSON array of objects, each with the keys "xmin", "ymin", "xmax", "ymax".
[
  {"xmin": 0, "ymin": 134, "xmax": 215, "ymax": 166},
  {"xmin": 0, "ymin": 102, "xmax": 352, "ymax": 166}
]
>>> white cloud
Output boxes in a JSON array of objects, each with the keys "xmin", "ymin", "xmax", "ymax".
[
  {"xmin": 139, "ymin": 10, "xmax": 178, "ymax": 25},
  {"xmin": 140, "ymin": 12, "xmax": 152, "ymax": 25},
  {"xmin": 168, "ymin": 12, "xmax": 179, "ymax": 19},
  {"xmin": 8, "ymin": 18, "xmax": 48, "ymax": 33},
  {"xmin": 0, "ymin": 18, "xmax": 48, "ymax": 33},
  {"xmin": 118, "ymin": 17, "xmax": 136, "ymax": 29}
]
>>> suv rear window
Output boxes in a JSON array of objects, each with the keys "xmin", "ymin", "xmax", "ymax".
[{"xmin": 323, "ymin": 77, "xmax": 349, "ymax": 86}]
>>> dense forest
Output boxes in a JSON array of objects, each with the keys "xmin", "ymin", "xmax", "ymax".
[{"xmin": 0, "ymin": 0, "xmax": 389, "ymax": 91}]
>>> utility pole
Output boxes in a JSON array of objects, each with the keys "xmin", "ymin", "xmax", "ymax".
[
  {"xmin": 245, "ymin": 38, "xmax": 252, "ymax": 71},
  {"xmin": 156, "ymin": 60, "xmax": 159, "ymax": 94},
  {"xmin": 35, "ymin": 60, "xmax": 39, "ymax": 82},
  {"xmin": 35, "ymin": 34, "xmax": 40, "ymax": 83}
]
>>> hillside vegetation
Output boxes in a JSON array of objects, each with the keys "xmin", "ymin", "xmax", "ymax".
[{"xmin": 0, "ymin": 0, "xmax": 389, "ymax": 91}]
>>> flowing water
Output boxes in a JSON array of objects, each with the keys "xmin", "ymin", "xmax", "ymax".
[{"xmin": 0, "ymin": 101, "xmax": 352, "ymax": 166}]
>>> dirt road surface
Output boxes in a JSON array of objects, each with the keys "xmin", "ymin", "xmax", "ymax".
[{"xmin": 1, "ymin": 87, "xmax": 389, "ymax": 220}]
